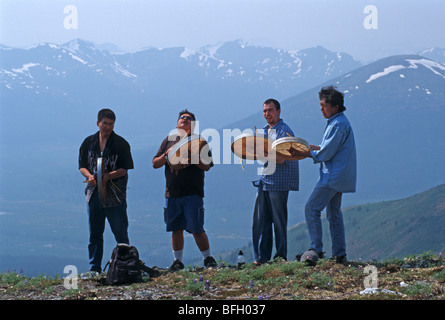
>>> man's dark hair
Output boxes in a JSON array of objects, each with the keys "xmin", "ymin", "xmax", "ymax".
[
  {"xmin": 98, "ymin": 108, "xmax": 116, "ymax": 122},
  {"xmin": 178, "ymin": 109, "xmax": 196, "ymax": 121},
  {"xmin": 263, "ymin": 98, "xmax": 280, "ymax": 111},
  {"xmin": 318, "ymin": 86, "xmax": 346, "ymax": 112}
]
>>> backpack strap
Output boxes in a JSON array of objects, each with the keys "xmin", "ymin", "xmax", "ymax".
[
  {"xmin": 103, "ymin": 260, "xmax": 110, "ymax": 272},
  {"xmin": 139, "ymin": 261, "xmax": 161, "ymax": 278}
]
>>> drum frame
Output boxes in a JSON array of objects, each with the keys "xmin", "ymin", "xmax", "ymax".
[
  {"xmin": 97, "ymin": 157, "xmax": 105, "ymax": 205},
  {"xmin": 168, "ymin": 134, "xmax": 207, "ymax": 169},
  {"xmin": 231, "ymin": 132, "xmax": 272, "ymax": 161},
  {"xmin": 271, "ymin": 136, "xmax": 310, "ymax": 160}
]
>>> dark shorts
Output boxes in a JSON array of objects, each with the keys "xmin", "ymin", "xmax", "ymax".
[{"xmin": 164, "ymin": 195, "xmax": 205, "ymax": 234}]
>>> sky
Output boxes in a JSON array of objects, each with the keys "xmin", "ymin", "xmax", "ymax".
[{"xmin": 1, "ymin": 0, "xmax": 444, "ymax": 62}]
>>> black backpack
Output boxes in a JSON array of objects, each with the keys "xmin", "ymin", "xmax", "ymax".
[{"xmin": 104, "ymin": 244, "xmax": 159, "ymax": 285}]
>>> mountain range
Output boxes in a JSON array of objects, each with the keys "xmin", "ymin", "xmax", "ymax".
[
  {"xmin": 0, "ymin": 38, "xmax": 362, "ymax": 146},
  {"xmin": 1, "ymin": 39, "xmax": 444, "ymax": 276}
]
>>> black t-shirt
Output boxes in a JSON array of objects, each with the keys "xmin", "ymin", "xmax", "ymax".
[
  {"xmin": 154, "ymin": 135, "xmax": 213, "ymax": 198},
  {"xmin": 79, "ymin": 131, "xmax": 134, "ymax": 207}
]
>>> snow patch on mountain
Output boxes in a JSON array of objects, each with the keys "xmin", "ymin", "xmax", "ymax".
[
  {"xmin": 366, "ymin": 65, "xmax": 405, "ymax": 83},
  {"xmin": 406, "ymin": 58, "xmax": 445, "ymax": 78},
  {"xmin": 180, "ymin": 48, "xmax": 196, "ymax": 60},
  {"xmin": 12, "ymin": 63, "xmax": 40, "ymax": 74},
  {"xmin": 418, "ymin": 47, "xmax": 445, "ymax": 65},
  {"xmin": 366, "ymin": 58, "xmax": 445, "ymax": 83},
  {"xmin": 69, "ymin": 53, "xmax": 87, "ymax": 65},
  {"xmin": 112, "ymin": 60, "xmax": 137, "ymax": 78}
]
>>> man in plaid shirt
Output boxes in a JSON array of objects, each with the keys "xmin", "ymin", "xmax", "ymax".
[{"xmin": 252, "ymin": 99, "xmax": 299, "ymax": 265}]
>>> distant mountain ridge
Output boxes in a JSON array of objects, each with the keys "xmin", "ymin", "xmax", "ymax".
[
  {"xmin": 2, "ymin": 39, "xmax": 443, "ymax": 145},
  {"xmin": 1, "ymin": 38, "xmax": 362, "ymax": 88},
  {"xmin": 0, "ymin": 38, "xmax": 363, "ymax": 147},
  {"xmin": 176, "ymin": 40, "xmax": 360, "ymax": 87}
]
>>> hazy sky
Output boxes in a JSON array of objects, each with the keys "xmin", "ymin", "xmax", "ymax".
[{"xmin": 1, "ymin": 0, "xmax": 444, "ymax": 62}]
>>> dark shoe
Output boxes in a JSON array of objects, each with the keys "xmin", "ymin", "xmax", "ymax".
[
  {"xmin": 90, "ymin": 266, "xmax": 102, "ymax": 273},
  {"xmin": 204, "ymin": 256, "xmax": 217, "ymax": 268},
  {"xmin": 169, "ymin": 259, "xmax": 185, "ymax": 271},
  {"xmin": 272, "ymin": 254, "xmax": 287, "ymax": 262},
  {"xmin": 334, "ymin": 254, "xmax": 347, "ymax": 264},
  {"xmin": 140, "ymin": 263, "xmax": 162, "ymax": 278}
]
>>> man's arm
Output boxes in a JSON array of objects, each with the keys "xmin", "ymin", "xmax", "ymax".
[
  {"xmin": 104, "ymin": 168, "xmax": 127, "ymax": 182},
  {"xmin": 152, "ymin": 147, "xmax": 171, "ymax": 169},
  {"xmin": 152, "ymin": 153, "xmax": 167, "ymax": 169},
  {"xmin": 80, "ymin": 167, "xmax": 128, "ymax": 185},
  {"xmin": 287, "ymin": 144, "xmax": 320, "ymax": 159},
  {"xmin": 311, "ymin": 125, "xmax": 345, "ymax": 163},
  {"xmin": 80, "ymin": 167, "xmax": 96, "ymax": 186}
]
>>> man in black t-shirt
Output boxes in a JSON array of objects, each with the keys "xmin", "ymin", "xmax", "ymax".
[
  {"xmin": 153, "ymin": 109, "xmax": 217, "ymax": 271},
  {"xmin": 79, "ymin": 109, "xmax": 134, "ymax": 274}
]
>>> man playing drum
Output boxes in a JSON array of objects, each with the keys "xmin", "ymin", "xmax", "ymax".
[
  {"xmin": 79, "ymin": 109, "xmax": 134, "ymax": 274},
  {"xmin": 289, "ymin": 86, "xmax": 357, "ymax": 264},
  {"xmin": 252, "ymin": 99, "xmax": 299, "ymax": 265},
  {"xmin": 152, "ymin": 110, "xmax": 218, "ymax": 271}
]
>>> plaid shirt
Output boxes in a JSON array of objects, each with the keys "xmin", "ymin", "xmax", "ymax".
[{"xmin": 259, "ymin": 119, "xmax": 299, "ymax": 192}]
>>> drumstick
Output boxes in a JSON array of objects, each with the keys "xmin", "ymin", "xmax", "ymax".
[
  {"xmin": 286, "ymin": 132, "xmax": 292, "ymax": 137},
  {"xmin": 239, "ymin": 157, "xmax": 245, "ymax": 171}
]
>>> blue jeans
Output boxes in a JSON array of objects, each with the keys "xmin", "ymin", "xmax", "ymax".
[
  {"xmin": 305, "ymin": 187, "xmax": 346, "ymax": 257},
  {"xmin": 87, "ymin": 191, "xmax": 129, "ymax": 272},
  {"xmin": 252, "ymin": 183, "xmax": 289, "ymax": 263}
]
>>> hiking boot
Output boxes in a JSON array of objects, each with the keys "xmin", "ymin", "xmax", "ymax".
[
  {"xmin": 272, "ymin": 254, "xmax": 287, "ymax": 262},
  {"xmin": 204, "ymin": 256, "xmax": 217, "ymax": 268},
  {"xmin": 169, "ymin": 259, "xmax": 185, "ymax": 271},
  {"xmin": 334, "ymin": 254, "xmax": 347, "ymax": 264}
]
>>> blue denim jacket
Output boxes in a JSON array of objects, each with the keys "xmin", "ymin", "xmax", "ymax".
[{"xmin": 310, "ymin": 113, "xmax": 357, "ymax": 193}]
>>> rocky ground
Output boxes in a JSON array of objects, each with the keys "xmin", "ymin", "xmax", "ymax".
[{"xmin": 1, "ymin": 254, "xmax": 444, "ymax": 301}]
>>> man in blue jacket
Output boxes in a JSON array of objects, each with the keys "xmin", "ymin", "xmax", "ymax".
[{"xmin": 290, "ymin": 86, "xmax": 357, "ymax": 263}]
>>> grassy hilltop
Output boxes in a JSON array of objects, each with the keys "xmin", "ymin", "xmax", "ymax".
[
  {"xmin": 1, "ymin": 185, "xmax": 444, "ymax": 301},
  {"xmin": 1, "ymin": 252, "xmax": 444, "ymax": 301}
]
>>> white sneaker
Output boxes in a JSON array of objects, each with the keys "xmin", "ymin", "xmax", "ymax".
[{"xmin": 80, "ymin": 271, "xmax": 101, "ymax": 280}]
